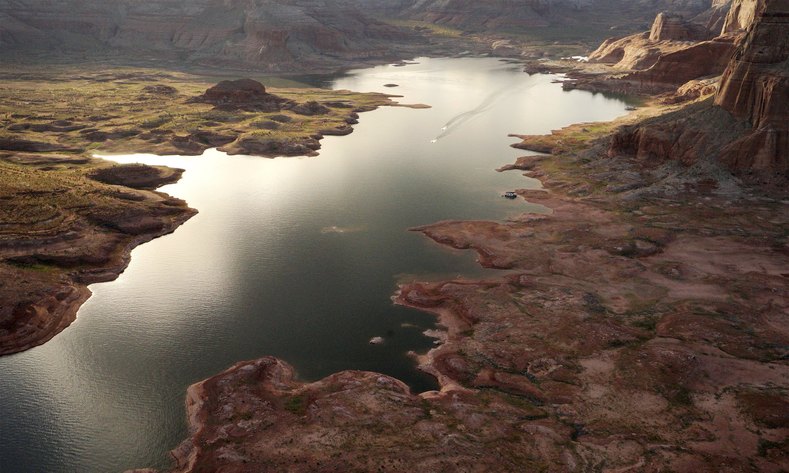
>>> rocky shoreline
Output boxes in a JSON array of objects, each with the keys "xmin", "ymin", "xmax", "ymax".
[
  {"xmin": 0, "ymin": 72, "xmax": 398, "ymax": 357},
  {"xmin": 129, "ymin": 124, "xmax": 788, "ymax": 472},
  {"xmin": 154, "ymin": 140, "xmax": 786, "ymax": 469},
  {"xmin": 0, "ymin": 156, "xmax": 197, "ymax": 356},
  {"xmin": 129, "ymin": 2, "xmax": 788, "ymax": 471}
]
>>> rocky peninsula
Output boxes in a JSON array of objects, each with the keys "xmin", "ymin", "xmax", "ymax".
[{"xmin": 0, "ymin": 0, "xmax": 785, "ymax": 471}]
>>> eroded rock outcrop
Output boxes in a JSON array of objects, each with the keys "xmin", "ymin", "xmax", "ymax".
[
  {"xmin": 191, "ymin": 79, "xmax": 287, "ymax": 112},
  {"xmin": 590, "ymin": 6, "xmax": 723, "ymax": 72},
  {"xmin": 649, "ymin": 11, "xmax": 711, "ymax": 40},
  {"xmin": 609, "ymin": 0, "xmax": 788, "ymax": 182},
  {"xmin": 722, "ymin": 0, "xmax": 761, "ymax": 32},
  {"xmin": 587, "ymin": 0, "xmax": 767, "ymax": 91},
  {"xmin": 715, "ymin": 0, "xmax": 789, "ymax": 176},
  {"xmin": 621, "ymin": 35, "xmax": 737, "ymax": 89}
]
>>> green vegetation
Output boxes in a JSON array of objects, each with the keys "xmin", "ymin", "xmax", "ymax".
[{"xmin": 284, "ymin": 395, "xmax": 308, "ymax": 415}]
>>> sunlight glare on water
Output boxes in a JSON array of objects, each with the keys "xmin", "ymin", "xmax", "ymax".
[{"xmin": 0, "ymin": 57, "xmax": 634, "ymax": 473}]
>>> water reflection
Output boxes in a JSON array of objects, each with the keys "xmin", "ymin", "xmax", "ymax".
[{"xmin": 0, "ymin": 57, "xmax": 633, "ymax": 473}]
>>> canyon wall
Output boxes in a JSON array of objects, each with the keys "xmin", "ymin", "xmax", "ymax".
[
  {"xmin": 588, "ymin": 0, "xmax": 762, "ymax": 90},
  {"xmin": 609, "ymin": 0, "xmax": 788, "ymax": 183},
  {"xmin": 0, "ymin": 0, "xmax": 416, "ymax": 71},
  {"xmin": 715, "ymin": 0, "xmax": 789, "ymax": 175},
  {"xmin": 0, "ymin": 0, "xmax": 738, "ymax": 70}
]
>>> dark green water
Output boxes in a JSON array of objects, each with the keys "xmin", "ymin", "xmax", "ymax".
[{"xmin": 0, "ymin": 57, "xmax": 634, "ymax": 472}]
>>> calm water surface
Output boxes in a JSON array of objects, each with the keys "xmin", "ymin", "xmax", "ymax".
[{"xmin": 0, "ymin": 57, "xmax": 633, "ymax": 472}]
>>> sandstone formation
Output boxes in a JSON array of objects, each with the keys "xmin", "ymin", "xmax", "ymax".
[
  {"xmin": 191, "ymin": 79, "xmax": 287, "ymax": 112},
  {"xmin": 609, "ymin": 0, "xmax": 788, "ymax": 183},
  {"xmin": 715, "ymin": 0, "xmax": 789, "ymax": 176},
  {"xmin": 649, "ymin": 11, "xmax": 710, "ymax": 41},
  {"xmin": 620, "ymin": 36, "xmax": 737, "ymax": 89},
  {"xmin": 585, "ymin": 0, "xmax": 764, "ymax": 92},
  {"xmin": 589, "ymin": 7, "xmax": 723, "ymax": 72},
  {"xmin": 722, "ymin": 0, "xmax": 761, "ymax": 32}
]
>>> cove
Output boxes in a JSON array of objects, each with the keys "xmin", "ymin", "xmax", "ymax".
[{"xmin": 0, "ymin": 57, "xmax": 634, "ymax": 473}]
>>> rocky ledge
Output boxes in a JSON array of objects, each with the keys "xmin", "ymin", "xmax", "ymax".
[{"xmin": 189, "ymin": 79, "xmax": 289, "ymax": 112}]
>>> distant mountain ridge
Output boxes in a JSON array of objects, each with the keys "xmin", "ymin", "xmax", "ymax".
[
  {"xmin": 352, "ymin": 0, "xmax": 716, "ymax": 32},
  {"xmin": 0, "ymin": 0, "xmax": 416, "ymax": 71},
  {"xmin": 0, "ymin": 0, "xmax": 736, "ymax": 71}
]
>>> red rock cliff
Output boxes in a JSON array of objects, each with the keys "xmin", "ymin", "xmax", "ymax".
[
  {"xmin": 715, "ymin": 0, "xmax": 789, "ymax": 175},
  {"xmin": 609, "ymin": 0, "xmax": 788, "ymax": 184},
  {"xmin": 722, "ymin": 0, "xmax": 762, "ymax": 32}
]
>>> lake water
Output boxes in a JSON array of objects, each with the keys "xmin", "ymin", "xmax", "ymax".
[{"xmin": 0, "ymin": 57, "xmax": 633, "ymax": 472}]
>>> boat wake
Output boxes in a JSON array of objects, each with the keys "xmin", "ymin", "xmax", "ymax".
[{"xmin": 431, "ymin": 80, "xmax": 536, "ymax": 142}]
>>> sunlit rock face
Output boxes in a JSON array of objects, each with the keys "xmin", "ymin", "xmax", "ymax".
[
  {"xmin": 715, "ymin": 0, "xmax": 789, "ymax": 177},
  {"xmin": 0, "ymin": 0, "xmax": 414, "ymax": 71},
  {"xmin": 721, "ymin": 0, "xmax": 761, "ymax": 33},
  {"xmin": 608, "ymin": 0, "xmax": 788, "ymax": 183},
  {"xmin": 649, "ymin": 12, "xmax": 710, "ymax": 41}
]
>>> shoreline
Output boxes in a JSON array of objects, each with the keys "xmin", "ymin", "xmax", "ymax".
[
  {"xmin": 0, "ymin": 69, "xmax": 401, "ymax": 357},
  {"xmin": 143, "ymin": 91, "xmax": 789, "ymax": 470},
  {"xmin": 3, "ymin": 20, "xmax": 786, "ymax": 468},
  {"xmin": 0, "ymin": 161, "xmax": 198, "ymax": 357}
]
